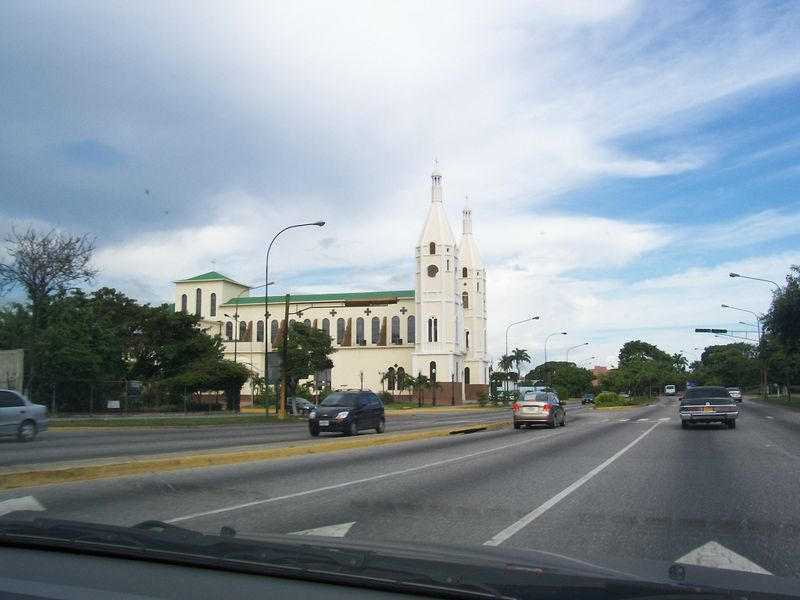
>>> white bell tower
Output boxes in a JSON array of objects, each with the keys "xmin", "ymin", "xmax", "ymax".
[
  {"xmin": 458, "ymin": 201, "xmax": 488, "ymax": 385},
  {"xmin": 413, "ymin": 164, "xmax": 464, "ymax": 388}
]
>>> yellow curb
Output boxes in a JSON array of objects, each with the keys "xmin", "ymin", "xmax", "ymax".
[{"xmin": 0, "ymin": 421, "xmax": 510, "ymax": 491}]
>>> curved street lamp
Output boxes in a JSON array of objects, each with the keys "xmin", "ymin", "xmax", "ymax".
[
  {"xmin": 721, "ymin": 303, "xmax": 766, "ymax": 397},
  {"xmin": 729, "ymin": 272, "xmax": 781, "ymax": 291},
  {"xmin": 565, "ymin": 342, "xmax": 589, "ymax": 363},
  {"xmin": 543, "ymin": 332, "xmax": 567, "ymax": 387},
  {"xmin": 264, "ymin": 221, "xmax": 326, "ymax": 417},
  {"xmin": 504, "ymin": 316, "xmax": 539, "ymax": 395}
]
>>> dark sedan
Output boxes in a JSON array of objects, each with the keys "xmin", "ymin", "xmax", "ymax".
[
  {"xmin": 679, "ymin": 386, "xmax": 739, "ymax": 429},
  {"xmin": 308, "ymin": 390, "xmax": 385, "ymax": 437}
]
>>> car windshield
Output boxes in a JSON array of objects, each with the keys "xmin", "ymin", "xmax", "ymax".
[
  {"xmin": 319, "ymin": 394, "xmax": 357, "ymax": 408},
  {"xmin": 2, "ymin": 2, "xmax": 800, "ymax": 593}
]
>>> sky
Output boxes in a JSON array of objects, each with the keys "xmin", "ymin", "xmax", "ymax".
[{"xmin": 1, "ymin": 0, "xmax": 799, "ymax": 369}]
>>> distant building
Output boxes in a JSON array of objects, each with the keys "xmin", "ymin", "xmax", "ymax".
[{"xmin": 174, "ymin": 167, "xmax": 489, "ymax": 403}]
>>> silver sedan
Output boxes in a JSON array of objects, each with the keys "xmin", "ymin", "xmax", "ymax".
[
  {"xmin": 513, "ymin": 391, "xmax": 566, "ymax": 429},
  {"xmin": 0, "ymin": 389, "xmax": 48, "ymax": 441}
]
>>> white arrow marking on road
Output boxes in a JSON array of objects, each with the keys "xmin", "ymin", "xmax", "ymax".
[
  {"xmin": 288, "ymin": 522, "xmax": 355, "ymax": 538},
  {"xmin": 677, "ymin": 540, "xmax": 771, "ymax": 575},
  {"xmin": 0, "ymin": 496, "xmax": 45, "ymax": 517},
  {"xmin": 659, "ymin": 417, "xmax": 671, "ymax": 421}
]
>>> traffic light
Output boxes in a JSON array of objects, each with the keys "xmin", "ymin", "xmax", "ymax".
[{"xmin": 694, "ymin": 328, "xmax": 728, "ymax": 334}]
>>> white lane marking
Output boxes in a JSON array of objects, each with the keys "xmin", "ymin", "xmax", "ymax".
[
  {"xmin": 484, "ymin": 423, "xmax": 660, "ymax": 546},
  {"xmin": 677, "ymin": 541, "xmax": 772, "ymax": 575},
  {"xmin": 0, "ymin": 496, "xmax": 45, "ymax": 516},
  {"xmin": 601, "ymin": 419, "xmax": 609, "ymax": 423},
  {"xmin": 619, "ymin": 418, "xmax": 630, "ymax": 422},
  {"xmin": 289, "ymin": 521, "xmax": 355, "ymax": 537},
  {"xmin": 167, "ymin": 428, "xmax": 565, "ymax": 524},
  {"xmin": 659, "ymin": 417, "xmax": 671, "ymax": 422},
  {"xmin": 637, "ymin": 418, "xmax": 648, "ymax": 422},
  {"xmin": 766, "ymin": 416, "xmax": 774, "ymax": 420}
]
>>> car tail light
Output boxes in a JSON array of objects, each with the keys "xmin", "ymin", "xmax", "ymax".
[
  {"xmin": 542, "ymin": 404, "xmax": 550, "ymax": 411},
  {"xmin": 512, "ymin": 403, "xmax": 519, "ymax": 412}
]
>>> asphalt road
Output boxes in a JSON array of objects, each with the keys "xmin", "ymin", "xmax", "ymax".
[
  {"xmin": 3, "ymin": 398, "xmax": 799, "ymax": 582},
  {"xmin": 0, "ymin": 409, "xmax": 511, "ymax": 468}
]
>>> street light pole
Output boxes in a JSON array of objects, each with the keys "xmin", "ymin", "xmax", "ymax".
[
  {"xmin": 543, "ymin": 332, "xmax": 567, "ymax": 387},
  {"xmin": 721, "ymin": 303, "xmax": 766, "ymax": 397},
  {"xmin": 504, "ymin": 316, "xmax": 539, "ymax": 395},
  {"xmin": 264, "ymin": 221, "xmax": 325, "ymax": 417},
  {"xmin": 565, "ymin": 342, "xmax": 588, "ymax": 363},
  {"xmin": 729, "ymin": 272, "xmax": 781, "ymax": 291}
]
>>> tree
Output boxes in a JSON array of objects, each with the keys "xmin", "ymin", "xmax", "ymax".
[
  {"xmin": 274, "ymin": 322, "xmax": 335, "ymax": 398},
  {"xmin": 0, "ymin": 227, "xmax": 97, "ymax": 391},
  {"xmin": 764, "ymin": 265, "xmax": 800, "ymax": 353},
  {"xmin": 511, "ymin": 347, "xmax": 531, "ymax": 379},
  {"xmin": 618, "ymin": 340, "xmax": 671, "ymax": 367}
]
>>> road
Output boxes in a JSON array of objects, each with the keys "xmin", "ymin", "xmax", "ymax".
[
  {"xmin": 0, "ymin": 409, "xmax": 510, "ymax": 468},
  {"xmin": 2, "ymin": 398, "xmax": 800, "ymax": 581}
]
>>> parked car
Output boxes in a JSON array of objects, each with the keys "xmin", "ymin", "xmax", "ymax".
[
  {"xmin": 286, "ymin": 397, "xmax": 315, "ymax": 415},
  {"xmin": 513, "ymin": 391, "xmax": 565, "ymax": 429},
  {"xmin": 581, "ymin": 393, "xmax": 595, "ymax": 405},
  {"xmin": 679, "ymin": 386, "xmax": 738, "ymax": 429},
  {"xmin": 308, "ymin": 390, "xmax": 385, "ymax": 436},
  {"xmin": 0, "ymin": 389, "xmax": 48, "ymax": 442},
  {"xmin": 726, "ymin": 387, "xmax": 743, "ymax": 402}
]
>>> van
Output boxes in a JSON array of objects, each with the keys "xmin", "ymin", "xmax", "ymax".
[{"xmin": 664, "ymin": 384, "xmax": 676, "ymax": 396}]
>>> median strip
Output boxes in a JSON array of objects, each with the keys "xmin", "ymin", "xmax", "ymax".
[{"xmin": 0, "ymin": 421, "xmax": 510, "ymax": 491}]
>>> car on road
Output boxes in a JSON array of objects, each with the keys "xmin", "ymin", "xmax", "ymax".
[
  {"xmin": 664, "ymin": 384, "xmax": 676, "ymax": 396},
  {"xmin": 0, "ymin": 389, "xmax": 48, "ymax": 442},
  {"xmin": 286, "ymin": 397, "xmax": 316, "ymax": 415},
  {"xmin": 581, "ymin": 393, "xmax": 595, "ymax": 405},
  {"xmin": 726, "ymin": 387, "xmax": 743, "ymax": 402},
  {"xmin": 513, "ymin": 390, "xmax": 565, "ymax": 429},
  {"xmin": 679, "ymin": 386, "xmax": 739, "ymax": 429},
  {"xmin": 308, "ymin": 390, "xmax": 385, "ymax": 436}
]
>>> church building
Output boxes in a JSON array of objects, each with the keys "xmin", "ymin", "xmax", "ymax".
[{"xmin": 174, "ymin": 167, "xmax": 489, "ymax": 403}]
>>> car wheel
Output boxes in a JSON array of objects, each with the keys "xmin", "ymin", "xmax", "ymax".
[
  {"xmin": 345, "ymin": 420, "xmax": 358, "ymax": 437},
  {"xmin": 727, "ymin": 419, "xmax": 736, "ymax": 429},
  {"xmin": 681, "ymin": 420, "xmax": 688, "ymax": 430},
  {"xmin": 548, "ymin": 415, "xmax": 557, "ymax": 429},
  {"xmin": 17, "ymin": 420, "xmax": 37, "ymax": 442},
  {"xmin": 561, "ymin": 413, "xmax": 566, "ymax": 427},
  {"xmin": 376, "ymin": 418, "xmax": 386, "ymax": 433},
  {"xmin": 513, "ymin": 422, "xmax": 521, "ymax": 429},
  {"xmin": 309, "ymin": 425, "xmax": 319, "ymax": 437}
]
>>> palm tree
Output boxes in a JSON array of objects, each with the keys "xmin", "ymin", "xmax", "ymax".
[
  {"xmin": 672, "ymin": 353, "xmax": 689, "ymax": 373},
  {"xmin": 511, "ymin": 347, "xmax": 531, "ymax": 381},
  {"xmin": 498, "ymin": 354, "xmax": 514, "ymax": 395}
]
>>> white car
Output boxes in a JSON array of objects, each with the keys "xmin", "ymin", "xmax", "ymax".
[
  {"xmin": 726, "ymin": 387, "xmax": 743, "ymax": 402},
  {"xmin": 664, "ymin": 385, "xmax": 676, "ymax": 396},
  {"xmin": 0, "ymin": 389, "xmax": 48, "ymax": 441}
]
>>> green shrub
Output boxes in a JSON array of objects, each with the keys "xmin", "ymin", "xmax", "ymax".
[
  {"xmin": 378, "ymin": 391, "xmax": 394, "ymax": 404},
  {"xmin": 476, "ymin": 390, "xmax": 488, "ymax": 407},
  {"xmin": 595, "ymin": 391, "xmax": 625, "ymax": 406}
]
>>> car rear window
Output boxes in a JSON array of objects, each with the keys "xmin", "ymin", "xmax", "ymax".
[
  {"xmin": 522, "ymin": 392, "xmax": 548, "ymax": 402},
  {"xmin": 681, "ymin": 388, "xmax": 733, "ymax": 403}
]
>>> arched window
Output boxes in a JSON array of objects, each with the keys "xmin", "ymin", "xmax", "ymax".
[
  {"xmin": 180, "ymin": 294, "xmax": 187, "ymax": 312},
  {"xmin": 462, "ymin": 292, "xmax": 469, "ymax": 309},
  {"xmin": 195, "ymin": 288, "xmax": 202, "ymax": 316},
  {"xmin": 289, "ymin": 319, "xmax": 296, "ymax": 326},
  {"xmin": 270, "ymin": 320, "xmax": 279, "ymax": 344},
  {"xmin": 407, "ymin": 315, "xmax": 415, "ymax": 343},
  {"xmin": 225, "ymin": 321, "xmax": 233, "ymax": 341},
  {"xmin": 427, "ymin": 265, "xmax": 438, "ymax": 278},
  {"xmin": 210, "ymin": 293, "xmax": 217, "ymax": 316},
  {"xmin": 336, "ymin": 318, "xmax": 345, "ymax": 344},
  {"xmin": 462, "ymin": 267, "xmax": 468, "ymax": 278},
  {"xmin": 397, "ymin": 367, "xmax": 406, "ymax": 390},
  {"xmin": 429, "ymin": 361, "xmax": 437, "ymax": 381},
  {"xmin": 429, "ymin": 242, "xmax": 436, "ymax": 254},
  {"xmin": 303, "ymin": 319, "xmax": 311, "ymax": 328},
  {"xmin": 464, "ymin": 367, "xmax": 471, "ymax": 385},
  {"xmin": 391, "ymin": 316, "xmax": 400, "ymax": 343},
  {"xmin": 356, "ymin": 317, "xmax": 365, "ymax": 344},
  {"xmin": 427, "ymin": 317, "xmax": 438, "ymax": 342},
  {"xmin": 466, "ymin": 330, "xmax": 470, "ymax": 349},
  {"xmin": 322, "ymin": 318, "xmax": 331, "ymax": 338},
  {"xmin": 239, "ymin": 321, "xmax": 247, "ymax": 341},
  {"xmin": 387, "ymin": 367, "xmax": 396, "ymax": 391},
  {"xmin": 446, "ymin": 259, "xmax": 450, "ymax": 271},
  {"xmin": 257, "ymin": 321, "xmax": 264, "ymax": 342},
  {"xmin": 371, "ymin": 317, "xmax": 380, "ymax": 344}
]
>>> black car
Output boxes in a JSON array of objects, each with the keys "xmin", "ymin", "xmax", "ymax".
[
  {"xmin": 679, "ymin": 386, "xmax": 739, "ymax": 429},
  {"xmin": 308, "ymin": 390, "xmax": 385, "ymax": 437},
  {"xmin": 581, "ymin": 393, "xmax": 595, "ymax": 405}
]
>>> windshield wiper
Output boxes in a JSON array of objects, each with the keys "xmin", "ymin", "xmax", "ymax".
[{"xmin": 0, "ymin": 517, "xmax": 794, "ymax": 599}]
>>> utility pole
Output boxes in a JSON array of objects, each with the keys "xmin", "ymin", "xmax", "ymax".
[{"xmin": 278, "ymin": 294, "xmax": 290, "ymax": 420}]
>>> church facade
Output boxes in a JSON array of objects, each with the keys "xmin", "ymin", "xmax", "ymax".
[{"xmin": 174, "ymin": 168, "xmax": 489, "ymax": 403}]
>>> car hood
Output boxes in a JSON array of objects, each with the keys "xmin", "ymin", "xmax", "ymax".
[{"xmin": 313, "ymin": 406, "xmax": 354, "ymax": 417}]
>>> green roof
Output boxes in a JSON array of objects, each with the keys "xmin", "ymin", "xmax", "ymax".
[
  {"xmin": 175, "ymin": 271, "xmax": 249, "ymax": 286},
  {"xmin": 226, "ymin": 290, "xmax": 415, "ymax": 306}
]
